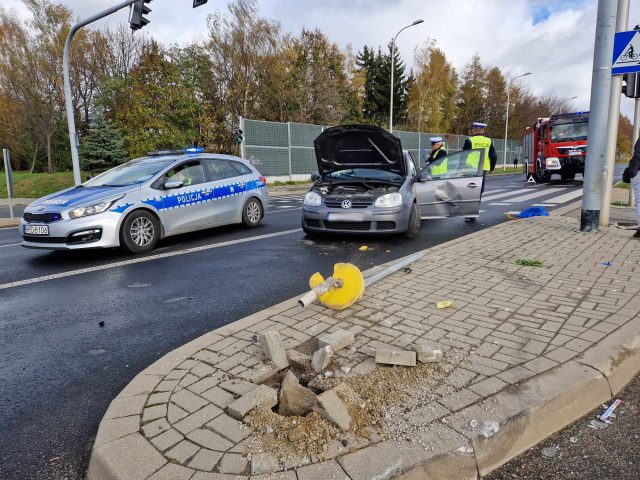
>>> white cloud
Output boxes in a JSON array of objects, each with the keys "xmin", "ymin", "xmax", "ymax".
[{"xmin": 2, "ymin": 0, "xmax": 639, "ymax": 118}]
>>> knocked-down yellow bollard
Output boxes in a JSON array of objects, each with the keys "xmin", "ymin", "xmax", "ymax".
[{"xmin": 298, "ymin": 263, "xmax": 365, "ymax": 311}]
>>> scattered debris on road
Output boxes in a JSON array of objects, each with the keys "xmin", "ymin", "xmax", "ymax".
[{"xmin": 436, "ymin": 300, "xmax": 453, "ymax": 309}]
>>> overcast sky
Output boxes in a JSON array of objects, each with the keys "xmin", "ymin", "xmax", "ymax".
[{"xmin": 3, "ymin": 0, "xmax": 640, "ymax": 119}]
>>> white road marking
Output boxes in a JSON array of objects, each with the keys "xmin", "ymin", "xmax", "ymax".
[
  {"xmin": 0, "ymin": 242, "xmax": 21, "ymax": 248},
  {"xmin": 531, "ymin": 204, "xmax": 554, "ymax": 207},
  {"xmin": 495, "ymin": 188, "xmax": 567, "ymax": 204},
  {"xmin": 0, "ymin": 228, "xmax": 303, "ymax": 291},
  {"xmin": 488, "ymin": 203, "xmax": 512, "ymax": 206},
  {"xmin": 543, "ymin": 189, "xmax": 584, "ymax": 204},
  {"xmin": 481, "ymin": 188, "xmax": 533, "ymax": 202},
  {"xmin": 269, "ymin": 207, "xmax": 302, "ymax": 213},
  {"xmin": 483, "ymin": 189, "xmax": 507, "ymax": 195}
]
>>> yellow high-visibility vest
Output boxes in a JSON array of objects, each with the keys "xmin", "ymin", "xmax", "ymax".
[
  {"xmin": 431, "ymin": 148, "xmax": 447, "ymax": 175},
  {"xmin": 466, "ymin": 135, "xmax": 492, "ymax": 171}
]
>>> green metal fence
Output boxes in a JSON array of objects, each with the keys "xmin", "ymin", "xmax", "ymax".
[{"xmin": 240, "ymin": 118, "xmax": 523, "ymax": 178}]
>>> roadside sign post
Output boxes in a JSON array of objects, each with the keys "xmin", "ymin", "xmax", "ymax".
[
  {"xmin": 3, "ymin": 149, "xmax": 14, "ymax": 219},
  {"xmin": 631, "ymin": 97, "xmax": 640, "ymax": 207},
  {"xmin": 600, "ymin": 0, "xmax": 630, "ymax": 227}
]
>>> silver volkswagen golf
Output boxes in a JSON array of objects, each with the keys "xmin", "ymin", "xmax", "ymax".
[
  {"xmin": 302, "ymin": 125, "xmax": 486, "ymax": 237},
  {"xmin": 21, "ymin": 149, "xmax": 268, "ymax": 253}
]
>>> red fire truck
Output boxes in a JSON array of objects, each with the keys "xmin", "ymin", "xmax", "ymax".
[{"xmin": 522, "ymin": 111, "xmax": 589, "ymax": 183}]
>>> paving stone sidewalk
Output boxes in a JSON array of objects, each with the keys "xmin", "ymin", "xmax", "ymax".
[{"xmin": 88, "ymin": 214, "xmax": 640, "ymax": 480}]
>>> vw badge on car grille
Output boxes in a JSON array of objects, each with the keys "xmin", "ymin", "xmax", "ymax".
[{"xmin": 341, "ymin": 199, "xmax": 352, "ymax": 209}]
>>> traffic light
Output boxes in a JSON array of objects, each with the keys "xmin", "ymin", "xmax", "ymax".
[
  {"xmin": 193, "ymin": 0, "xmax": 208, "ymax": 7},
  {"xmin": 623, "ymin": 73, "xmax": 640, "ymax": 98},
  {"xmin": 236, "ymin": 129, "xmax": 244, "ymax": 144},
  {"xmin": 130, "ymin": 0, "xmax": 152, "ymax": 32}
]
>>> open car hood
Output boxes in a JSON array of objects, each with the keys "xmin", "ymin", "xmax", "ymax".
[{"xmin": 314, "ymin": 125, "xmax": 404, "ymax": 176}]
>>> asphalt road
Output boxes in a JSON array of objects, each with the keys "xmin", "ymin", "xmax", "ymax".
[{"xmin": 0, "ymin": 170, "xmax": 624, "ymax": 480}]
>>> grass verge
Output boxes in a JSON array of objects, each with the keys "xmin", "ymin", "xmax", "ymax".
[{"xmin": 0, "ymin": 171, "xmax": 80, "ymax": 198}]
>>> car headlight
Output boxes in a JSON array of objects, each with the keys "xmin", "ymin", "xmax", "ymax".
[
  {"xmin": 374, "ymin": 193, "xmax": 403, "ymax": 208},
  {"xmin": 68, "ymin": 199, "xmax": 119, "ymax": 218},
  {"xmin": 304, "ymin": 191, "xmax": 322, "ymax": 207},
  {"xmin": 545, "ymin": 157, "xmax": 560, "ymax": 169}
]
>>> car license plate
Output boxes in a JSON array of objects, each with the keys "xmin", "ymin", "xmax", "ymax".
[
  {"xmin": 327, "ymin": 212, "xmax": 363, "ymax": 221},
  {"xmin": 24, "ymin": 225, "xmax": 49, "ymax": 235},
  {"xmin": 568, "ymin": 150, "xmax": 582, "ymax": 156}
]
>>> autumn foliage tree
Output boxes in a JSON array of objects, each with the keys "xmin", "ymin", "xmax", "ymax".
[{"xmin": 0, "ymin": 0, "xmax": 616, "ymax": 176}]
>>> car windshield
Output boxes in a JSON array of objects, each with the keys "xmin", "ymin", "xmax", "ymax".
[
  {"xmin": 325, "ymin": 168, "xmax": 403, "ymax": 182},
  {"xmin": 550, "ymin": 122, "xmax": 588, "ymax": 142},
  {"xmin": 84, "ymin": 159, "xmax": 175, "ymax": 187}
]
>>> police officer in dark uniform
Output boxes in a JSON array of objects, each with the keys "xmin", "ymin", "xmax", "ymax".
[
  {"xmin": 462, "ymin": 122, "xmax": 498, "ymax": 222},
  {"xmin": 462, "ymin": 122, "xmax": 498, "ymax": 193},
  {"xmin": 426, "ymin": 137, "xmax": 447, "ymax": 164}
]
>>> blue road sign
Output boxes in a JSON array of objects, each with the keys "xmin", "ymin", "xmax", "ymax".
[{"xmin": 612, "ymin": 30, "xmax": 640, "ymax": 75}]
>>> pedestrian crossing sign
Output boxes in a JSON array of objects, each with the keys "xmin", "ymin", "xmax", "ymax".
[{"xmin": 612, "ymin": 30, "xmax": 640, "ymax": 75}]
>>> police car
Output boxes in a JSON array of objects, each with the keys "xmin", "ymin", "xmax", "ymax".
[{"xmin": 20, "ymin": 149, "xmax": 268, "ymax": 253}]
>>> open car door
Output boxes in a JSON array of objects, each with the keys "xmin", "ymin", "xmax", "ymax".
[{"xmin": 413, "ymin": 149, "xmax": 485, "ymax": 219}]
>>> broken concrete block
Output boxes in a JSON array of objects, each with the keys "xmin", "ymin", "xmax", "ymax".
[
  {"xmin": 318, "ymin": 329, "xmax": 355, "ymax": 352},
  {"xmin": 307, "ymin": 375, "xmax": 331, "ymax": 394},
  {"xmin": 413, "ymin": 344, "xmax": 443, "ymax": 363},
  {"xmin": 227, "ymin": 385, "xmax": 278, "ymax": 420},
  {"xmin": 315, "ymin": 389, "xmax": 351, "ymax": 430},
  {"xmin": 287, "ymin": 349, "xmax": 312, "ymax": 370},
  {"xmin": 312, "ymin": 345, "xmax": 334, "ymax": 373},
  {"xmin": 259, "ymin": 331, "xmax": 289, "ymax": 370},
  {"xmin": 250, "ymin": 453, "xmax": 280, "ymax": 475},
  {"xmin": 278, "ymin": 371, "xmax": 316, "ymax": 417},
  {"xmin": 375, "ymin": 348, "xmax": 416, "ymax": 367}
]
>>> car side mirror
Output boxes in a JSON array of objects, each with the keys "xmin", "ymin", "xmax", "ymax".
[
  {"xmin": 418, "ymin": 171, "xmax": 430, "ymax": 182},
  {"xmin": 164, "ymin": 180, "xmax": 184, "ymax": 189},
  {"xmin": 310, "ymin": 171, "xmax": 320, "ymax": 182}
]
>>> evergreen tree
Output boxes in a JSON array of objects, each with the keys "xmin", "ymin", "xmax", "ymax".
[{"xmin": 79, "ymin": 114, "xmax": 128, "ymax": 172}]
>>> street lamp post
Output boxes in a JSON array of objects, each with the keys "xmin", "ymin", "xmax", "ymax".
[
  {"xmin": 389, "ymin": 19, "xmax": 423, "ymax": 133},
  {"xmin": 503, "ymin": 72, "xmax": 531, "ymax": 169}
]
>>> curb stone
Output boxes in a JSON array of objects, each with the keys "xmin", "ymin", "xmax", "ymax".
[{"xmin": 87, "ymin": 217, "xmax": 640, "ymax": 480}]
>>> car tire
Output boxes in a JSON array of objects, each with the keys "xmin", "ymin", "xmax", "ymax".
[
  {"xmin": 120, "ymin": 210, "xmax": 160, "ymax": 254},
  {"xmin": 404, "ymin": 203, "xmax": 420, "ymax": 239},
  {"xmin": 242, "ymin": 197, "xmax": 263, "ymax": 228}
]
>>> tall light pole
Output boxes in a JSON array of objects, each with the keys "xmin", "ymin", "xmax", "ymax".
[
  {"xmin": 503, "ymin": 72, "xmax": 531, "ymax": 169},
  {"xmin": 389, "ymin": 19, "xmax": 423, "ymax": 133}
]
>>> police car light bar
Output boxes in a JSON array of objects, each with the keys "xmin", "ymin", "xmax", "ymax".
[{"xmin": 148, "ymin": 147, "xmax": 205, "ymax": 156}]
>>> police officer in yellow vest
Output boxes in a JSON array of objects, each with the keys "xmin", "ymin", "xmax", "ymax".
[
  {"xmin": 427, "ymin": 137, "xmax": 447, "ymax": 176},
  {"xmin": 462, "ymin": 122, "xmax": 497, "ymax": 221},
  {"xmin": 463, "ymin": 122, "xmax": 497, "ymax": 190}
]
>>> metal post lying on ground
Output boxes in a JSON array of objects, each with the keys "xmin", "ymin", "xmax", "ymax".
[
  {"xmin": 297, "ymin": 252, "xmax": 424, "ymax": 308},
  {"xmin": 3, "ymin": 149, "xmax": 14, "ymax": 219},
  {"xmin": 581, "ymin": 0, "xmax": 618, "ymax": 232},
  {"xmin": 63, "ymin": 0, "xmax": 138, "ymax": 186},
  {"xmin": 631, "ymin": 98, "xmax": 640, "ymax": 207},
  {"xmin": 600, "ymin": 0, "xmax": 630, "ymax": 226}
]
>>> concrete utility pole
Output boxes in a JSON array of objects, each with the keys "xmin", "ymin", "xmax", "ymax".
[
  {"xmin": 599, "ymin": 0, "xmax": 630, "ymax": 226},
  {"xmin": 63, "ymin": 0, "xmax": 139, "ymax": 186},
  {"xmin": 389, "ymin": 19, "xmax": 423, "ymax": 133},
  {"xmin": 580, "ymin": 0, "xmax": 618, "ymax": 232},
  {"xmin": 503, "ymin": 72, "xmax": 531, "ymax": 169}
]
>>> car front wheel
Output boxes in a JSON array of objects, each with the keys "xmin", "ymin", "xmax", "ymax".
[
  {"xmin": 404, "ymin": 203, "xmax": 420, "ymax": 239},
  {"xmin": 242, "ymin": 198, "xmax": 263, "ymax": 228},
  {"xmin": 120, "ymin": 210, "xmax": 160, "ymax": 254}
]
